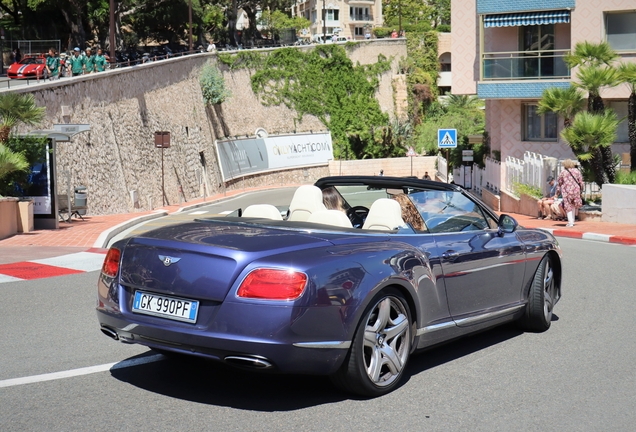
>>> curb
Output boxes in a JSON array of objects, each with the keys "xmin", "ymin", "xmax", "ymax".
[
  {"xmin": 538, "ymin": 228, "xmax": 636, "ymax": 246},
  {"xmin": 92, "ymin": 210, "xmax": 168, "ymax": 249}
]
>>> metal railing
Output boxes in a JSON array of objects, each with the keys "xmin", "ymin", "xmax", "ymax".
[
  {"xmin": 349, "ymin": 14, "xmax": 373, "ymax": 21},
  {"xmin": 482, "ymin": 49, "xmax": 570, "ymax": 80}
]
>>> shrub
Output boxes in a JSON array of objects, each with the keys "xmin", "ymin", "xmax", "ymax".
[
  {"xmin": 512, "ymin": 182, "xmax": 543, "ymax": 199},
  {"xmin": 436, "ymin": 24, "xmax": 451, "ymax": 33},
  {"xmin": 615, "ymin": 170, "xmax": 636, "ymax": 185},
  {"xmin": 199, "ymin": 62, "xmax": 231, "ymax": 106},
  {"xmin": 373, "ymin": 27, "xmax": 392, "ymax": 38}
]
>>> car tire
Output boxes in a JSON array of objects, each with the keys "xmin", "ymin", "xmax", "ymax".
[
  {"xmin": 331, "ymin": 288, "xmax": 412, "ymax": 397},
  {"xmin": 519, "ymin": 254, "xmax": 554, "ymax": 332}
]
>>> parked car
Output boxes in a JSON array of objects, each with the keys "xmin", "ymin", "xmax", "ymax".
[
  {"xmin": 7, "ymin": 56, "xmax": 47, "ymax": 79},
  {"xmin": 96, "ymin": 176, "xmax": 562, "ymax": 397}
]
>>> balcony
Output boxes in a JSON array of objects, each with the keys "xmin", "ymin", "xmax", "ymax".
[
  {"xmin": 482, "ymin": 50, "xmax": 570, "ymax": 81},
  {"xmin": 349, "ymin": 13, "xmax": 373, "ymax": 22}
]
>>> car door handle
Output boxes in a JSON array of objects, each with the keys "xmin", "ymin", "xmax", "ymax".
[{"xmin": 442, "ymin": 250, "xmax": 460, "ymax": 261}]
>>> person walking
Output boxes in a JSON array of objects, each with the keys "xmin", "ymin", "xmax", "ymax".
[
  {"xmin": 94, "ymin": 48, "xmax": 108, "ymax": 72},
  {"xmin": 556, "ymin": 159, "xmax": 584, "ymax": 227},
  {"xmin": 45, "ymin": 47, "xmax": 61, "ymax": 80},
  {"xmin": 83, "ymin": 47, "xmax": 96, "ymax": 73},
  {"xmin": 67, "ymin": 47, "xmax": 84, "ymax": 76}
]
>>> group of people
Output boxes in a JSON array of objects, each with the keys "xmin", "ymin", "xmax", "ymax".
[
  {"xmin": 64, "ymin": 47, "xmax": 109, "ymax": 77},
  {"xmin": 536, "ymin": 159, "xmax": 584, "ymax": 227}
]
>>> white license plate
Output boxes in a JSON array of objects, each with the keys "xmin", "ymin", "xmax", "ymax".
[{"xmin": 132, "ymin": 291, "xmax": 199, "ymax": 323}]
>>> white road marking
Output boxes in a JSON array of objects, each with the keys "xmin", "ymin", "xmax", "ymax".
[
  {"xmin": 0, "ymin": 274, "xmax": 23, "ymax": 283},
  {"xmin": 0, "ymin": 354, "xmax": 164, "ymax": 389},
  {"xmin": 582, "ymin": 232, "xmax": 612, "ymax": 242},
  {"xmin": 30, "ymin": 251, "xmax": 106, "ymax": 272},
  {"xmin": 189, "ymin": 210, "xmax": 208, "ymax": 215},
  {"xmin": 220, "ymin": 210, "xmax": 233, "ymax": 215}
]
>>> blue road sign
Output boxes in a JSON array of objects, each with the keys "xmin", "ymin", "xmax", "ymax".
[{"xmin": 438, "ymin": 129, "xmax": 457, "ymax": 148}]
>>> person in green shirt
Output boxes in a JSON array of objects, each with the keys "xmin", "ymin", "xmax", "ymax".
[
  {"xmin": 83, "ymin": 47, "xmax": 96, "ymax": 73},
  {"xmin": 95, "ymin": 48, "xmax": 108, "ymax": 72},
  {"xmin": 67, "ymin": 47, "xmax": 84, "ymax": 76},
  {"xmin": 45, "ymin": 48, "xmax": 60, "ymax": 80}
]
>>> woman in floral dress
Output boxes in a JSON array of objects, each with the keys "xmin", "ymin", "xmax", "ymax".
[{"xmin": 556, "ymin": 159, "xmax": 584, "ymax": 227}]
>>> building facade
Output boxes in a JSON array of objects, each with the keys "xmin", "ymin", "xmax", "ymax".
[
  {"xmin": 452, "ymin": 0, "xmax": 635, "ymax": 161},
  {"xmin": 292, "ymin": 0, "xmax": 383, "ymax": 41}
]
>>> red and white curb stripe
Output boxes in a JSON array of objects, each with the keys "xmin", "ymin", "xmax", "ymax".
[
  {"xmin": 538, "ymin": 228, "xmax": 636, "ymax": 245},
  {"xmin": 0, "ymin": 249, "xmax": 107, "ymax": 284}
]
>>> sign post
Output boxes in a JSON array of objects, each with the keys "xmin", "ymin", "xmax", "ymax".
[
  {"xmin": 154, "ymin": 131, "xmax": 171, "ymax": 205},
  {"xmin": 438, "ymin": 129, "xmax": 457, "ymax": 183},
  {"xmin": 406, "ymin": 146, "xmax": 416, "ymax": 176}
]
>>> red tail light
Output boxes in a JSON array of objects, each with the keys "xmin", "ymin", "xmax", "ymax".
[
  {"xmin": 102, "ymin": 248, "xmax": 121, "ymax": 278},
  {"xmin": 237, "ymin": 269, "xmax": 307, "ymax": 300}
]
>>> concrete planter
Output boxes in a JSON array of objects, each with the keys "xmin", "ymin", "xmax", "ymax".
[
  {"xmin": 17, "ymin": 199, "xmax": 34, "ymax": 233},
  {"xmin": 0, "ymin": 197, "xmax": 19, "ymax": 240},
  {"xmin": 500, "ymin": 190, "xmax": 539, "ymax": 217},
  {"xmin": 602, "ymin": 184, "xmax": 636, "ymax": 224}
]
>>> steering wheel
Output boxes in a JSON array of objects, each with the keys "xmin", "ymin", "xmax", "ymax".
[{"xmin": 347, "ymin": 206, "xmax": 370, "ymax": 228}]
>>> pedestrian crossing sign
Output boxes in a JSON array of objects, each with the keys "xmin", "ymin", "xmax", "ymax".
[{"xmin": 438, "ymin": 129, "xmax": 457, "ymax": 148}]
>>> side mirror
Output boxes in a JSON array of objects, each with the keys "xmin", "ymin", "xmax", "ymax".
[{"xmin": 497, "ymin": 214, "xmax": 518, "ymax": 236}]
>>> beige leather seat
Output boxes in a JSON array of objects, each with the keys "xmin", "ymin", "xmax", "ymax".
[
  {"xmin": 307, "ymin": 210, "xmax": 353, "ymax": 228},
  {"xmin": 242, "ymin": 204, "xmax": 283, "ymax": 220},
  {"xmin": 362, "ymin": 198, "xmax": 405, "ymax": 231},
  {"xmin": 288, "ymin": 185, "xmax": 328, "ymax": 221}
]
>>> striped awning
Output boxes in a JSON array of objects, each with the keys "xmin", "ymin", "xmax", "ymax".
[{"xmin": 484, "ymin": 10, "xmax": 570, "ymax": 28}]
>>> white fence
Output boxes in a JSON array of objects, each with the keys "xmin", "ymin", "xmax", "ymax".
[{"xmin": 503, "ymin": 152, "xmax": 558, "ymax": 195}]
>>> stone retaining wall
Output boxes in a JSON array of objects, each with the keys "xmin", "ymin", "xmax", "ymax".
[{"xmin": 10, "ymin": 41, "xmax": 407, "ymax": 215}]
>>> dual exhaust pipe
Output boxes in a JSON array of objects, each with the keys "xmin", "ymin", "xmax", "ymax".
[{"xmin": 100, "ymin": 326, "xmax": 273, "ymax": 369}]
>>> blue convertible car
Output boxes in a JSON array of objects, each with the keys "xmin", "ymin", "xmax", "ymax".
[{"xmin": 97, "ymin": 176, "xmax": 562, "ymax": 397}]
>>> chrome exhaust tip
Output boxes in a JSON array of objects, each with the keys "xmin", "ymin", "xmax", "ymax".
[
  {"xmin": 224, "ymin": 355, "xmax": 273, "ymax": 369},
  {"xmin": 100, "ymin": 326, "xmax": 119, "ymax": 341}
]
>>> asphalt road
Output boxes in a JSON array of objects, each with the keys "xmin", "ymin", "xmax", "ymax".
[{"xmin": 2, "ymin": 230, "xmax": 636, "ymax": 429}]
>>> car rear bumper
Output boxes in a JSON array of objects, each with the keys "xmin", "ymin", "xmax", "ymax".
[{"xmin": 96, "ymin": 309, "xmax": 349, "ymax": 375}]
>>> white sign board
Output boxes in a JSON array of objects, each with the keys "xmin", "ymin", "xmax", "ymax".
[
  {"xmin": 462, "ymin": 150, "xmax": 474, "ymax": 162},
  {"xmin": 438, "ymin": 129, "xmax": 457, "ymax": 148},
  {"xmin": 216, "ymin": 132, "xmax": 333, "ymax": 182}
]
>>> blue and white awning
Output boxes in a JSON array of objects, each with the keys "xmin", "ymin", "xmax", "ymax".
[{"xmin": 484, "ymin": 10, "xmax": 570, "ymax": 28}]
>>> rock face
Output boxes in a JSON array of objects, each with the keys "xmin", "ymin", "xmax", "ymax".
[{"xmin": 11, "ymin": 41, "xmax": 407, "ymax": 215}]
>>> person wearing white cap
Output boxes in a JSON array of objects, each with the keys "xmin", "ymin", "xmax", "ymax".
[{"xmin": 67, "ymin": 47, "xmax": 84, "ymax": 76}]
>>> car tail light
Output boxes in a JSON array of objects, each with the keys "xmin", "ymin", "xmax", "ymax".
[
  {"xmin": 237, "ymin": 269, "xmax": 307, "ymax": 300},
  {"xmin": 101, "ymin": 248, "xmax": 121, "ymax": 278}
]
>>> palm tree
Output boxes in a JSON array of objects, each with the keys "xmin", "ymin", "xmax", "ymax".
[
  {"xmin": 0, "ymin": 93, "xmax": 46, "ymax": 143},
  {"xmin": 537, "ymin": 85, "xmax": 586, "ymax": 128},
  {"xmin": 444, "ymin": 94, "xmax": 484, "ymax": 115},
  {"xmin": 0, "ymin": 144, "xmax": 29, "ymax": 194},
  {"xmin": 564, "ymin": 41, "xmax": 618, "ymax": 68},
  {"xmin": 561, "ymin": 111, "xmax": 619, "ymax": 187},
  {"xmin": 618, "ymin": 62, "xmax": 636, "ymax": 171},
  {"xmin": 574, "ymin": 65, "xmax": 621, "ymax": 183}
]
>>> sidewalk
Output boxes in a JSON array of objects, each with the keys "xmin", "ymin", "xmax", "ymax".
[{"xmin": 1, "ymin": 188, "xmax": 635, "ymax": 282}]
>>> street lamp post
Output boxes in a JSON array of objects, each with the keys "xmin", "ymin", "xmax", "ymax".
[
  {"xmin": 189, "ymin": 0, "xmax": 193, "ymax": 52},
  {"xmin": 322, "ymin": 0, "xmax": 327, "ymax": 43},
  {"xmin": 109, "ymin": 0, "xmax": 115, "ymax": 64}
]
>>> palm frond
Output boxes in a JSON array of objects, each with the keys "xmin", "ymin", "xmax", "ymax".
[
  {"xmin": 0, "ymin": 93, "xmax": 46, "ymax": 127},
  {"xmin": 565, "ymin": 41, "xmax": 618, "ymax": 68},
  {"xmin": 0, "ymin": 143, "xmax": 29, "ymax": 182},
  {"xmin": 574, "ymin": 65, "xmax": 621, "ymax": 95},
  {"xmin": 537, "ymin": 86, "xmax": 585, "ymax": 126},
  {"xmin": 617, "ymin": 62, "xmax": 636, "ymax": 91}
]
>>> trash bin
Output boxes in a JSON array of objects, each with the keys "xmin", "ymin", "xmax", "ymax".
[{"xmin": 74, "ymin": 186, "xmax": 87, "ymax": 215}]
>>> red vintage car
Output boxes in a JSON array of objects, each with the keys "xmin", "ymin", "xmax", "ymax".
[{"xmin": 7, "ymin": 56, "xmax": 47, "ymax": 79}]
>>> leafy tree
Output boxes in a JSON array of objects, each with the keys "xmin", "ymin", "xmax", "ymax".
[
  {"xmin": 258, "ymin": 9, "xmax": 309, "ymax": 39},
  {"xmin": 618, "ymin": 62, "xmax": 636, "ymax": 171},
  {"xmin": 537, "ymin": 86, "xmax": 585, "ymax": 128},
  {"xmin": 0, "ymin": 135, "xmax": 49, "ymax": 197},
  {"xmin": 561, "ymin": 111, "xmax": 619, "ymax": 187},
  {"xmin": 382, "ymin": 0, "xmax": 432, "ymax": 31}
]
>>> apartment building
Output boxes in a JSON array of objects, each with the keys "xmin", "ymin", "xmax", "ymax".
[
  {"xmin": 452, "ymin": 0, "xmax": 635, "ymax": 161},
  {"xmin": 292, "ymin": 0, "xmax": 383, "ymax": 41}
]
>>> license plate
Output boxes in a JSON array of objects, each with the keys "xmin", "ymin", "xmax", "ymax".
[{"xmin": 132, "ymin": 291, "xmax": 199, "ymax": 323}]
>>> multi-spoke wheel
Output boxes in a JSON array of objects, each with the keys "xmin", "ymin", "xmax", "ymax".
[
  {"xmin": 331, "ymin": 288, "xmax": 412, "ymax": 397},
  {"xmin": 520, "ymin": 254, "xmax": 555, "ymax": 332}
]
